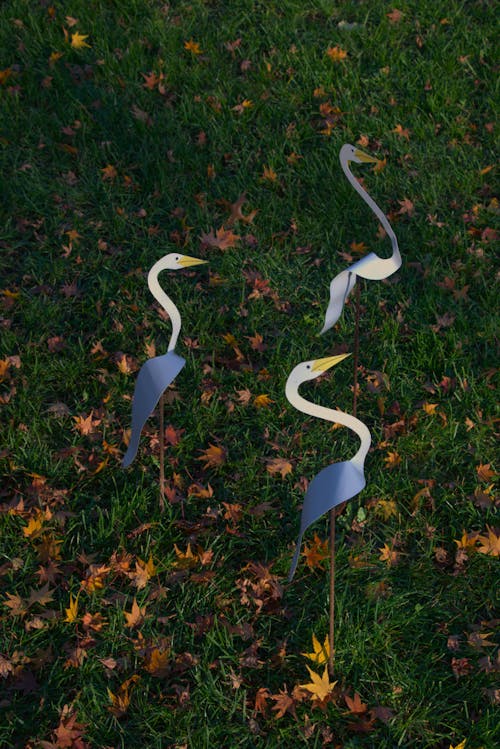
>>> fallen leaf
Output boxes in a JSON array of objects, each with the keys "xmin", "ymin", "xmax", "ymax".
[
  {"xmin": 302, "ymin": 534, "xmax": 329, "ymax": 570},
  {"xmin": 301, "ymin": 633, "xmax": 330, "ymax": 666},
  {"xmin": 326, "ymin": 46, "xmax": 348, "ymax": 62},
  {"xmin": 300, "ymin": 665, "xmax": 336, "ymax": 702},
  {"xmin": 476, "ymin": 526, "xmax": 500, "ymax": 557},
  {"xmin": 123, "ymin": 598, "xmax": 146, "ymax": 628},
  {"xmin": 265, "ymin": 457, "xmax": 293, "ymax": 479},
  {"xmin": 107, "ymin": 675, "xmax": 140, "ymax": 718},
  {"xmin": 70, "ymin": 32, "xmax": 90, "ymax": 49},
  {"xmin": 63, "ymin": 593, "xmax": 79, "ymax": 624},
  {"xmin": 198, "ymin": 444, "xmax": 227, "ymax": 469}
]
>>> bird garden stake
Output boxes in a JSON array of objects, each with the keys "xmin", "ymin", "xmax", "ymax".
[
  {"xmin": 122, "ymin": 253, "xmax": 206, "ymax": 510},
  {"xmin": 320, "ymin": 144, "xmax": 401, "ymax": 336}
]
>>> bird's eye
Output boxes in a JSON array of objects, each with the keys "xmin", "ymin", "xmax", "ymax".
[
  {"xmin": 306, "ymin": 365, "xmax": 311, "ymax": 369},
  {"xmin": 175, "ymin": 256, "xmax": 180, "ymax": 260}
]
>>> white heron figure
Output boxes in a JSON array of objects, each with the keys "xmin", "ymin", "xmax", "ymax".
[
  {"xmin": 320, "ymin": 144, "xmax": 401, "ymax": 334},
  {"xmin": 122, "ymin": 253, "xmax": 206, "ymax": 469},
  {"xmin": 285, "ymin": 353, "xmax": 371, "ymax": 580}
]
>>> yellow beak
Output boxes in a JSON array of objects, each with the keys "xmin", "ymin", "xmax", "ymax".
[
  {"xmin": 311, "ymin": 352, "xmax": 351, "ymax": 372},
  {"xmin": 354, "ymin": 148, "xmax": 378, "ymax": 164},
  {"xmin": 178, "ymin": 255, "xmax": 208, "ymax": 268}
]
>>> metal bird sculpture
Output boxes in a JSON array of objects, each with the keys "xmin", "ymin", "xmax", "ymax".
[
  {"xmin": 122, "ymin": 253, "xmax": 206, "ymax": 469},
  {"xmin": 285, "ymin": 353, "xmax": 371, "ymax": 580},
  {"xmin": 320, "ymin": 144, "xmax": 402, "ymax": 334}
]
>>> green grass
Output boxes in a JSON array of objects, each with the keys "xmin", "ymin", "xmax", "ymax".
[{"xmin": 0, "ymin": 1, "xmax": 498, "ymax": 747}]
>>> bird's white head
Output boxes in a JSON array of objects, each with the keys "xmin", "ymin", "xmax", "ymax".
[
  {"xmin": 340, "ymin": 143, "xmax": 378, "ymax": 166},
  {"xmin": 288, "ymin": 353, "xmax": 351, "ymax": 387},
  {"xmin": 156, "ymin": 253, "xmax": 208, "ymax": 271}
]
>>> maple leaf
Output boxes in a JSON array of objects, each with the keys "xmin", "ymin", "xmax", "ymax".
[
  {"xmin": 226, "ymin": 193, "xmax": 258, "ymax": 225},
  {"xmin": 70, "ymin": 32, "xmax": 90, "ymax": 49},
  {"xmin": 23, "ymin": 515, "xmax": 45, "ymax": 539},
  {"xmin": 262, "ymin": 166, "xmax": 277, "ymax": 182},
  {"xmin": 393, "ymin": 124, "xmax": 411, "ymax": 139},
  {"xmin": 302, "ymin": 534, "xmax": 329, "ymax": 570},
  {"xmin": 449, "ymin": 741, "xmax": 467, "ymax": 749},
  {"xmin": 144, "ymin": 647, "xmax": 170, "ymax": 677},
  {"xmin": 198, "ymin": 443, "xmax": 227, "ymax": 469},
  {"xmin": 199, "ymin": 226, "xmax": 240, "ymax": 251},
  {"xmin": 397, "ymin": 198, "xmax": 415, "ymax": 217},
  {"xmin": 476, "ymin": 526, "xmax": 500, "ymax": 556},
  {"xmin": 108, "ymin": 675, "xmax": 140, "ymax": 718},
  {"xmin": 27, "ymin": 583, "xmax": 54, "ymax": 608},
  {"xmin": 82, "ymin": 612, "xmax": 106, "ymax": 632},
  {"xmin": 63, "ymin": 593, "xmax": 79, "ymax": 624},
  {"xmin": 253, "ymin": 687, "xmax": 271, "ymax": 714},
  {"xmin": 124, "ymin": 598, "xmax": 146, "ymax": 628},
  {"xmin": 384, "ymin": 451, "xmax": 401, "ymax": 469},
  {"xmin": 345, "ymin": 692, "xmax": 368, "ymax": 715},
  {"xmin": 301, "ymin": 633, "xmax": 330, "ymax": 665},
  {"xmin": 300, "ymin": 666, "xmax": 336, "ymax": 702},
  {"xmin": 326, "ymin": 46, "xmax": 348, "ymax": 62},
  {"xmin": 253, "ymin": 394, "xmax": 273, "ymax": 409},
  {"xmin": 173, "ymin": 543, "xmax": 198, "ymax": 569},
  {"xmin": 476, "ymin": 463, "xmax": 496, "ymax": 482},
  {"xmin": 129, "ymin": 555, "xmax": 156, "ymax": 589},
  {"xmin": 73, "ymin": 411, "xmax": 98, "ymax": 436},
  {"xmin": 379, "ymin": 544, "xmax": 400, "ymax": 566},
  {"xmin": 387, "ymin": 9, "xmax": 404, "ymax": 23},
  {"xmin": 374, "ymin": 499, "xmax": 398, "ymax": 520},
  {"xmin": 101, "ymin": 164, "xmax": 117, "ymax": 181},
  {"xmin": 184, "ymin": 39, "xmax": 203, "ymax": 55},
  {"xmin": 265, "ymin": 457, "xmax": 293, "ymax": 479},
  {"xmin": 4, "ymin": 591, "xmax": 27, "ymax": 617},
  {"xmin": 270, "ymin": 688, "xmax": 296, "ymax": 719}
]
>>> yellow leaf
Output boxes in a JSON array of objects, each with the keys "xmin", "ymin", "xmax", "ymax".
[
  {"xmin": 70, "ymin": 32, "xmax": 90, "ymax": 49},
  {"xmin": 108, "ymin": 675, "xmax": 140, "ymax": 717},
  {"xmin": 422, "ymin": 402, "xmax": 438, "ymax": 415},
  {"xmin": 449, "ymin": 741, "xmax": 467, "ymax": 749},
  {"xmin": 63, "ymin": 593, "xmax": 79, "ymax": 624},
  {"xmin": 299, "ymin": 665, "xmax": 336, "ymax": 701},
  {"xmin": 476, "ymin": 526, "xmax": 500, "ymax": 557},
  {"xmin": 375, "ymin": 499, "xmax": 398, "ymax": 520},
  {"xmin": 173, "ymin": 543, "xmax": 198, "ymax": 569},
  {"xmin": 184, "ymin": 39, "xmax": 203, "ymax": 55},
  {"xmin": 301, "ymin": 633, "xmax": 330, "ymax": 666},
  {"xmin": 253, "ymin": 394, "xmax": 273, "ymax": 409},
  {"xmin": 379, "ymin": 543, "xmax": 400, "ymax": 566},
  {"xmin": 22, "ymin": 515, "xmax": 44, "ymax": 539}
]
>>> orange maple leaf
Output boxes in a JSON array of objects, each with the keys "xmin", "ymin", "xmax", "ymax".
[
  {"xmin": 123, "ymin": 598, "xmax": 146, "ymax": 628},
  {"xmin": 476, "ymin": 463, "xmax": 496, "ymax": 482},
  {"xmin": 393, "ymin": 123, "xmax": 411, "ymax": 139},
  {"xmin": 253, "ymin": 394, "xmax": 273, "ymax": 409},
  {"xmin": 326, "ymin": 46, "xmax": 348, "ymax": 62},
  {"xmin": 265, "ymin": 457, "xmax": 293, "ymax": 479},
  {"xmin": 198, "ymin": 444, "xmax": 227, "ymax": 469},
  {"xmin": 108, "ymin": 675, "xmax": 140, "ymax": 717},
  {"xmin": 199, "ymin": 226, "xmax": 240, "ymax": 251},
  {"xmin": 379, "ymin": 543, "xmax": 400, "ymax": 566},
  {"xmin": 302, "ymin": 534, "xmax": 329, "ymax": 570},
  {"xmin": 184, "ymin": 39, "xmax": 203, "ymax": 55}
]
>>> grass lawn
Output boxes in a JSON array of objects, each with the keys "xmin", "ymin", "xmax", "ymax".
[{"xmin": 0, "ymin": 1, "xmax": 498, "ymax": 747}]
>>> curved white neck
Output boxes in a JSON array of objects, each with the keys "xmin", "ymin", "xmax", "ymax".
[
  {"xmin": 147, "ymin": 260, "xmax": 182, "ymax": 352},
  {"xmin": 285, "ymin": 380, "xmax": 371, "ymax": 469},
  {"xmin": 341, "ymin": 154, "xmax": 400, "ymax": 264}
]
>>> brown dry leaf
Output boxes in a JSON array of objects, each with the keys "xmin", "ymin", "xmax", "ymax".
[
  {"xmin": 198, "ymin": 444, "xmax": 227, "ymax": 469},
  {"xmin": 123, "ymin": 598, "xmax": 146, "ymax": 628},
  {"xmin": 270, "ymin": 688, "xmax": 297, "ymax": 719},
  {"xmin": 302, "ymin": 534, "xmax": 329, "ymax": 570},
  {"xmin": 265, "ymin": 457, "xmax": 293, "ymax": 479},
  {"xmin": 27, "ymin": 583, "xmax": 54, "ymax": 608},
  {"xmin": 4, "ymin": 591, "xmax": 28, "ymax": 617},
  {"xmin": 345, "ymin": 692, "xmax": 368, "ymax": 715},
  {"xmin": 397, "ymin": 198, "xmax": 415, "ymax": 217},
  {"xmin": 254, "ymin": 687, "xmax": 271, "ymax": 714},
  {"xmin": 476, "ymin": 463, "xmax": 496, "ymax": 482},
  {"xmin": 73, "ymin": 411, "xmax": 100, "ymax": 436},
  {"xmin": 387, "ymin": 9, "xmax": 404, "ymax": 23},
  {"xmin": 200, "ymin": 227, "xmax": 240, "ymax": 251}
]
